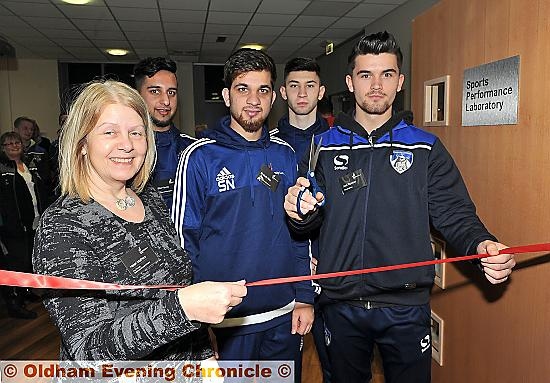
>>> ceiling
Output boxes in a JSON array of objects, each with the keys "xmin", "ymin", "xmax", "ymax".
[{"xmin": 0, "ymin": 0, "xmax": 407, "ymax": 64}]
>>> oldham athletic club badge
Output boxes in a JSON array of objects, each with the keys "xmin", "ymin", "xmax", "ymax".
[{"xmin": 390, "ymin": 150, "xmax": 413, "ymax": 174}]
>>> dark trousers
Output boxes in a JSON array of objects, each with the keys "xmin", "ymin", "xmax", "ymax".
[
  {"xmin": 214, "ymin": 320, "xmax": 303, "ymax": 383},
  {"xmin": 311, "ymin": 302, "xmax": 332, "ymax": 383},
  {"xmin": 323, "ymin": 302, "xmax": 432, "ymax": 383},
  {"xmin": 1, "ymin": 231, "xmax": 34, "ymax": 305}
]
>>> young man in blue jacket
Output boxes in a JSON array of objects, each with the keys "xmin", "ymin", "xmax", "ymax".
[
  {"xmin": 273, "ymin": 57, "xmax": 332, "ymax": 383},
  {"xmin": 284, "ymin": 31, "xmax": 516, "ymax": 383},
  {"xmin": 134, "ymin": 57, "xmax": 195, "ymax": 209},
  {"xmin": 172, "ymin": 48, "xmax": 315, "ymax": 382},
  {"xmin": 273, "ymin": 57, "xmax": 329, "ymax": 161}
]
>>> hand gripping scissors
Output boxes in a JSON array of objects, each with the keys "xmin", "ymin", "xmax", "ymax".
[{"xmin": 297, "ymin": 135, "xmax": 325, "ymax": 218}]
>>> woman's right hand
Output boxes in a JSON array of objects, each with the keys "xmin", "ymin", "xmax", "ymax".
[{"xmin": 177, "ymin": 280, "xmax": 247, "ymax": 324}]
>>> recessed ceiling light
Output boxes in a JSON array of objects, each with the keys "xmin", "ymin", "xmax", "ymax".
[
  {"xmin": 62, "ymin": 0, "xmax": 91, "ymax": 4},
  {"xmin": 241, "ymin": 44, "xmax": 264, "ymax": 50},
  {"xmin": 106, "ymin": 49, "xmax": 128, "ymax": 56}
]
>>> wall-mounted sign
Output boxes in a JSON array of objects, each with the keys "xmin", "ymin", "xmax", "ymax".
[
  {"xmin": 462, "ymin": 55, "xmax": 519, "ymax": 126},
  {"xmin": 325, "ymin": 41, "xmax": 334, "ymax": 55}
]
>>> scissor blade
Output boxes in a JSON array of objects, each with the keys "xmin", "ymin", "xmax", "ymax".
[
  {"xmin": 308, "ymin": 136, "xmax": 315, "ymax": 172},
  {"xmin": 310, "ymin": 136, "xmax": 323, "ymax": 170}
]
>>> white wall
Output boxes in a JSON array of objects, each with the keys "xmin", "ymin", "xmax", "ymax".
[
  {"xmin": 0, "ymin": 58, "xmax": 60, "ymax": 138},
  {"xmin": 176, "ymin": 61, "xmax": 195, "ymax": 136}
]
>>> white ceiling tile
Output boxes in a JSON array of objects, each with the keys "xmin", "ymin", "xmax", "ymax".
[
  {"xmin": 95, "ymin": 40, "xmax": 130, "ymax": 49},
  {"xmin": 105, "ymin": 0, "xmax": 156, "ymax": 7},
  {"xmin": 271, "ymin": 36, "xmax": 311, "ymax": 47},
  {"xmin": 58, "ymin": 5, "xmax": 112, "ymax": 19},
  {"xmin": 65, "ymin": 47, "xmax": 103, "ymax": 56},
  {"xmin": 284, "ymin": 26, "xmax": 325, "ymax": 37},
  {"xmin": 168, "ymin": 45, "xmax": 200, "ymax": 54},
  {"xmin": 2, "ymin": 1, "xmax": 64, "ymax": 18},
  {"xmin": 257, "ymin": 0, "xmax": 310, "ymax": 15},
  {"xmin": 207, "ymin": 11, "xmax": 252, "ymax": 25},
  {"xmin": 41, "ymin": 28, "xmax": 85, "ymax": 38},
  {"xmin": 201, "ymin": 47, "xmax": 233, "ymax": 59},
  {"xmin": 0, "ymin": 6, "xmax": 14, "ymax": 16},
  {"xmin": 164, "ymin": 22, "xmax": 203, "ymax": 33},
  {"xmin": 160, "ymin": 9, "xmax": 206, "ymax": 23},
  {"xmin": 159, "ymin": 0, "xmax": 208, "ymax": 11},
  {"xmin": 53, "ymin": 38, "xmax": 95, "ymax": 47},
  {"xmin": 347, "ymin": 3, "xmax": 398, "ymax": 18},
  {"xmin": 170, "ymin": 54, "xmax": 199, "ymax": 62},
  {"xmin": 238, "ymin": 35, "xmax": 275, "ymax": 46},
  {"xmin": 244, "ymin": 25, "xmax": 286, "ymax": 36},
  {"xmin": 291, "ymin": 15, "xmax": 337, "ymax": 28},
  {"xmin": 13, "ymin": 36, "xmax": 54, "ymax": 46},
  {"xmin": 205, "ymin": 23, "xmax": 245, "ymax": 35},
  {"xmin": 331, "ymin": 16, "xmax": 375, "ymax": 29},
  {"xmin": 203, "ymin": 34, "xmax": 239, "ymax": 44},
  {"xmin": 318, "ymin": 28, "xmax": 361, "ymax": 39},
  {"xmin": 362, "ymin": 0, "xmax": 406, "ymax": 4},
  {"xmin": 51, "ymin": 0, "xmax": 107, "ymax": 4},
  {"xmin": 125, "ymin": 31, "xmax": 163, "ymax": 41},
  {"xmin": 302, "ymin": 1, "xmax": 357, "ymax": 17},
  {"xmin": 201, "ymin": 43, "xmax": 234, "ymax": 51},
  {"xmin": 26, "ymin": 45, "xmax": 69, "ymax": 54},
  {"xmin": 83, "ymin": 29, "xmax": 125, "ymax": 40},
  {"xmin": 119, "ymin": 20, "xmax": 162, "ymax": 32},
  {"xmin": 309, "ymin": 37, "xmax": 344, "ymax": 48},
  {"xmin": 74, "ymin": 18, "xmax": 120, "ymax": 31},
  {"xmin": 210, "ymin": 0, "xmax": 261, "ymax": 12},
  {"xmin": 165, "ymin": 33, "xmax": 203, "ymax": 43},
  {"xmin": 250, "ymin": 13, "xmax": 297, "ymax": 26},
  {"xmin": 21, "ymin": 16, "xmax": 74, "ymax": 29},
  {"xmin": 109, "ymin": 6, "xmax": 160, "ymax": 21},
  {"xmin": 133, "ymin": 40, "xmax": 169, "ymax": 49},
  {"xmin": 0, "ymin": 15, "xmax": 29, "ymax": 28},
  {"xmin": 0, "ymin": 27, "xmax": 43, "ymax": 38},
  {"xmin": 134, "ymin": 48, "xmax": 168, "ymax": 56},
  {"xmin": 39, "ymin": 51, "xmax": 72, "ymax": 59}
]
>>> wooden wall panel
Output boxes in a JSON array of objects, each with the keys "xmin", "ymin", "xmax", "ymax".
[{"xmin": 412, "ymin": 0, "xmax": 550, "ymax": 382}]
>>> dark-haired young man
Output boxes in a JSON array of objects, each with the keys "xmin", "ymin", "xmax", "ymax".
[
  {"xmin": 134, "ymin": 57, "xmax": 194, "ymax": 209},
  {"xmin": 273, "ymin": 57, "xmax": 332, "ymax": 383},
  {"xmin": 273, "ymin": 57, "xmax": 329, "ymax": 161},
  {"xmin": 284, "ymin": 31, "xmax": 515, "ymax": 383},
  {"xmin": 172, "ymin": 48, "xmax": 315, "ymax": 382}
]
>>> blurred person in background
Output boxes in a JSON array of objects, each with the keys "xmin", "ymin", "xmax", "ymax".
[{"xmin": 0, "ymin": 131, "xmax": 50, "ymax": 319}]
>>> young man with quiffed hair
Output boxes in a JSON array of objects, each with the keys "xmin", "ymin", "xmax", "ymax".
[
  {"xmin": 171, "ymin": 48, "xmax": 315, "ymax": 383},
  {"xmin": 134, "ymin": 57, "xmax": 195, "ymax": 209},
  {"xmin": 284, "ymin": 31, "xmax": 516, "ymax": 383},
  {"xmin": 272, "ymin": 56, "xmax": 332, "ymax": 383}
]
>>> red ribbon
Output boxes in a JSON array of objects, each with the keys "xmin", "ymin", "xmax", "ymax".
[{"xmin": 1, "ymin": 243, "xmax": 548, "ymax": 290}]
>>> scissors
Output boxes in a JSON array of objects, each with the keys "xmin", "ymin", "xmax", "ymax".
[{"xmin": 297, "ymin": 135, "xmax": 325, "ymax": 218}]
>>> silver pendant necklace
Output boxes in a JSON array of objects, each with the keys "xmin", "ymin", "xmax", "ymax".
[{"xmin": 115, "ymin": 195, "xmax": 136, "ymax": 211}]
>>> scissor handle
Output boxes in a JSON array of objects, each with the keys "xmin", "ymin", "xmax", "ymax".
[
  {"xmin": 296, "ymin": 172, "xmax": 325, "ymax": 218},
  {"xmin": 308, "ymin": 172, "xmax": 326, "ymax": 207}
]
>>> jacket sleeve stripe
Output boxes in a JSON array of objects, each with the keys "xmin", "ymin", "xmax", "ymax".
[{"xmin": 171, "ymin": 138, "xmax": 215, "ymax": 247}]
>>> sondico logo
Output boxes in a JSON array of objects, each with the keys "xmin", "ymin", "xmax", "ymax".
[
  {"xmin": 216, "ymin": 167, "xmax": 235, "ymax": 192},
  {"xmin": 333, "ymin": 154, "xmax": 349, "ymax": 170},
  {"xmin": 420, "ymin": 334, "xmax": 431, "ymax": 353}
]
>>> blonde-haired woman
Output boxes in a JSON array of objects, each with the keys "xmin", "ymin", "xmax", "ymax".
[{"xmin": 33, "ymin": 80, "xmax": 246, "ymax": 360}]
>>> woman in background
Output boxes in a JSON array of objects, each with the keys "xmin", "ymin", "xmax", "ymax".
[
  {"xmin": 33, "ymin": 80, "xmax": 246, "ymax": 360},
  {"xmin": 0, "ymin": 131, "xmax": 49, "ymax": 319}
]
